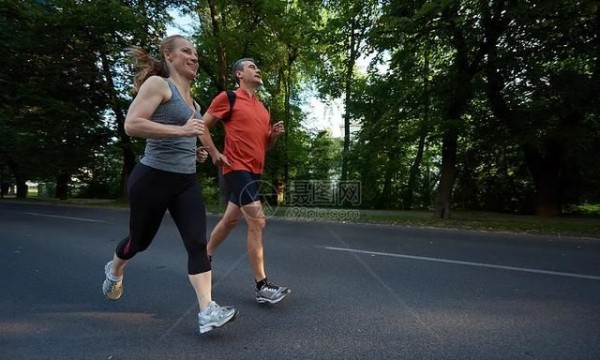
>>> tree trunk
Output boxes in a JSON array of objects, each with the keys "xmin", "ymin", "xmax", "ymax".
[
  {"xmin": 434, "ymin": 68, "xmax": 470, "ymax": 219},
  {"xmin": 6, "ymin": 157, "xmax": 27, "ymax": 199},
  {"xmin": 283, "ymin": 52, "xmax": 295, "ymax": 186},
  {"xmin": 434, "ymin": 2, "xmax": 500, "ymax": 218},
  {"xmin": 16, "ymin": 179, "xmax": 28, "ymax": 199},
  {"xmin": 405, "ymin": 128, "xmax": 426, "ymax": 209},
  {"xmin": 523, "ymin": 143, "xmax": 561, "ymax": 217},
  {"xmin": 208, "ymin": 0, "xmax": 228, "ymax": 90},
  {"xmin": 434, "ymin": 128, "xmax": 458, "ymax": 218},
  {"xmin": 485, "ymin": 17, "xmax": 565, "ymax": 217},
  {"xmin": 208, "ymin": 0, "xmax": 232, "ymax": 207},
  {"xmin": 55, "ymin": 173, "xmax": 69, "ymax": 200},
  {"xmin": 405, "ymin": 52, "xmax": 430, "ymax": 210},
  {"xmin": 119, "ymin": 151, "xmax": 136, "ymax": 198},
  {"xmin": 99, "ymin": 52, "xmax": 136, "ymax": 199},
  {"xmin": 0, "ymin": 167, "xmax": 5, "ymax": 198},
  {"xmin": 379, "ymin": 153, "xmax": 395, "ymax": 209},
  {"xmin": 341, "ymin": 15, "xmax": 358, "ymax": 182}
]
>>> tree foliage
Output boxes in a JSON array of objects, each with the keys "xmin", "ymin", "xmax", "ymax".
[{"xmin": 1, "ymin": 0, "xmax": 598, "ymax": 217}]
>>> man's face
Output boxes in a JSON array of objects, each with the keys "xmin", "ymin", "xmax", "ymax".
[{"xmin": 238, "ymin": 61, "xmax": 262, "ymax": 86}]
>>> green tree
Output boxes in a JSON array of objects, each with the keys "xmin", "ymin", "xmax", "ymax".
[
  {"xmin": 485, "ymin": 0, "xmax": 600, "ymax": 216},
  {"xmin": 1, "ymin": 0, "xmax": 114, "ymax": 199},
  {"xmin": 317, "ymin": 0, "xmax": 379, "ymax": 182}
]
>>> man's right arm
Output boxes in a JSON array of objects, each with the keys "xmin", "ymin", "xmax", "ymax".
[
  {"xmin": 198, "ymin": 112, "xmax": 218, "ymax": 157},
  {"xmin": 199, "ymin": 112, "xmax": 230, "ymax": 166}
]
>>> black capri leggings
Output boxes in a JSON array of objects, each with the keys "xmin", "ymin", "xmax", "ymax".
[{"xmin": 114, "ymin": 163, "xmax": 210, "ymax": 275}]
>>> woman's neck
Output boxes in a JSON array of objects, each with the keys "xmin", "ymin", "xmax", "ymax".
[{"xmin": 168, "ymin": 73, "xmax": 191, "ymax": 94}]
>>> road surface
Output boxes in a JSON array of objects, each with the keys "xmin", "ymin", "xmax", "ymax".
[{"xmin": 1, "ymin": 201, "xmax": 599, "ymax": 359}]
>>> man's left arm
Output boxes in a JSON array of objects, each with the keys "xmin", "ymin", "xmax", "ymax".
[{"xmin": 267, "ymin": 121, "xmax": 285, "ymax": 150}]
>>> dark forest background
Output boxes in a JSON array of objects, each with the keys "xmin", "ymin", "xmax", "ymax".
[{"xmin": 1, "ymin": 0, "xmax": 599, "ymax": 219}]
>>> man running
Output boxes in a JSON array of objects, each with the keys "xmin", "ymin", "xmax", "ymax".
[{"xmin": 200, "ymin": 58, "xmax": 290, "ymax": 304}]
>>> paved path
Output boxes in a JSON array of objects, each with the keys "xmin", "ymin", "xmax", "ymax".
[{"xmin": 2, "ymin": 201, "xmax": 600, "ymax": 359}]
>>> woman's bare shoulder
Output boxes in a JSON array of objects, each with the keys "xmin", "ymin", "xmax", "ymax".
[{"xmin": 137, "ymin": 76, "xmax": 170, "ymax": 99}]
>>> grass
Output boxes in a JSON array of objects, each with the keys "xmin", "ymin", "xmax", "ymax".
[
  {"xmin": 3, "ymin": 195, "xmax": 600, "ymax": 239},
  {"xmin": 573, "ymin": 203, "xmax": 600, "ymax": 216},
  {"xmin": 357, "ymin": 210, "xmax": 600, "ymax": 238}
]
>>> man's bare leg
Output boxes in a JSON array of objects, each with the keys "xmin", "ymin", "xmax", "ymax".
[
  {"xmin": 207, "ymin": 201, "xmax": 243, "ymax": 256},
  {"xmin": 241, "ymin": 200, "xmax": 290, "ymax": 304},
  {"xmin": 241, "ymin": 200, "xmax": 267, "ymax": 281}
]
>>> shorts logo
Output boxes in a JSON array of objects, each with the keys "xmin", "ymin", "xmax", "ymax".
[{"xmin": 239, "ymin": 180, "xmax": 362, "ymax": 221}]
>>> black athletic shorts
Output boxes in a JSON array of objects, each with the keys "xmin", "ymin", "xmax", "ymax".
[{"xmin": 224, "ymin": 170, "xmax": 261, "ymax": 206}]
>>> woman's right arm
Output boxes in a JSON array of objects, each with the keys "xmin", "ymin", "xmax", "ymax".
[{"xmin": 124, "ymin": 76, "xmax": 203, "ymax": 139}]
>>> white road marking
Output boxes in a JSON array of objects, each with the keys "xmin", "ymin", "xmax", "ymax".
[
  {"xmin": 25, "ymin": 212, "xmax": 107, "ymax": 223},
  {"xmin": 323, "ymin": 246, "xmax": 600, "ymax": 281}
]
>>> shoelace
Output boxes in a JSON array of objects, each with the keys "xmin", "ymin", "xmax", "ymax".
[
  {"xmin": 108, "ymin": 281, "xmax": 121, "ymax": 290},
  {"xmin": 217, "ymin": 307, "xmax": 232, "ymax": 317},
  {"xmin": 106, "ymin": 276, "xmax": 122, "ymax": 285},
  {"xmin": 105, "ymin": 267, "xmax": 122, "ymax": 284},
  {"xmin": 204, "ymin": 303, "xmax": 231, "ymax": 318}
]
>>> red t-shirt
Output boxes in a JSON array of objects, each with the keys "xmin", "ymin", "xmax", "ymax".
[{"xmin": 206, "ymin": 89, "xmax": 270, "ymax": 175}]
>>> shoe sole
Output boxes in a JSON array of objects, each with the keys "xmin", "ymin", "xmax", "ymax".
[
  {"xmin": 199, "ymin": 310, "xmax": 239, "ymax": 334},
  {"xmin": 104, "ymin": 292, "xmax": 123, "ymax": 301},
  {"xmin": 256, "ymin": 289, "xmax": 291, "ymax": 304},
  {"xmin": 103, "ymin": 290, "xmax": 123, "ymax": 301}
]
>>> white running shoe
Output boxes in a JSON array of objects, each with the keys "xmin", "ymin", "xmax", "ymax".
[
  {"xmin": 198, "ymin": 301, "xmax": 238, "ymax": 334},
  {"xmin": 102, "ymin": 261, "xmax": 123, "ymax": 300}
]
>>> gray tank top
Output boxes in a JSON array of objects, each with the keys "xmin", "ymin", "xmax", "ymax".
[{"xmin": 140, "ymin": 79, "xmax": 201, "ymax": 174}]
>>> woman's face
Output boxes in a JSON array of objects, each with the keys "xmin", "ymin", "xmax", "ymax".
[{"xmin": 166, "ymin": 38, "xmax": 199, "ymax": 80}]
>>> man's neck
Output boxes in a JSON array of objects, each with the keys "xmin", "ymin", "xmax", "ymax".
[{"xmin": 238, "ymin": 82, "xmax": 258, "ymax": 96}]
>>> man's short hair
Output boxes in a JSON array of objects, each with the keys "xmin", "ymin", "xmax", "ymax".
[{"xmin": 231, "ymin": 58, "xmax": 255, "ymax": 85}]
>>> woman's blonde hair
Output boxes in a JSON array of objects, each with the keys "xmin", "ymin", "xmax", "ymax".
[{"xmin": 127, "ymin": 35, "xmax": 188, "ymax": 92}]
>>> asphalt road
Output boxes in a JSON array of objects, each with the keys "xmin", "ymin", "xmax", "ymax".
[{"xmin": 1, "ymin": 201, "xmax": 600, "ymax": 360}]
